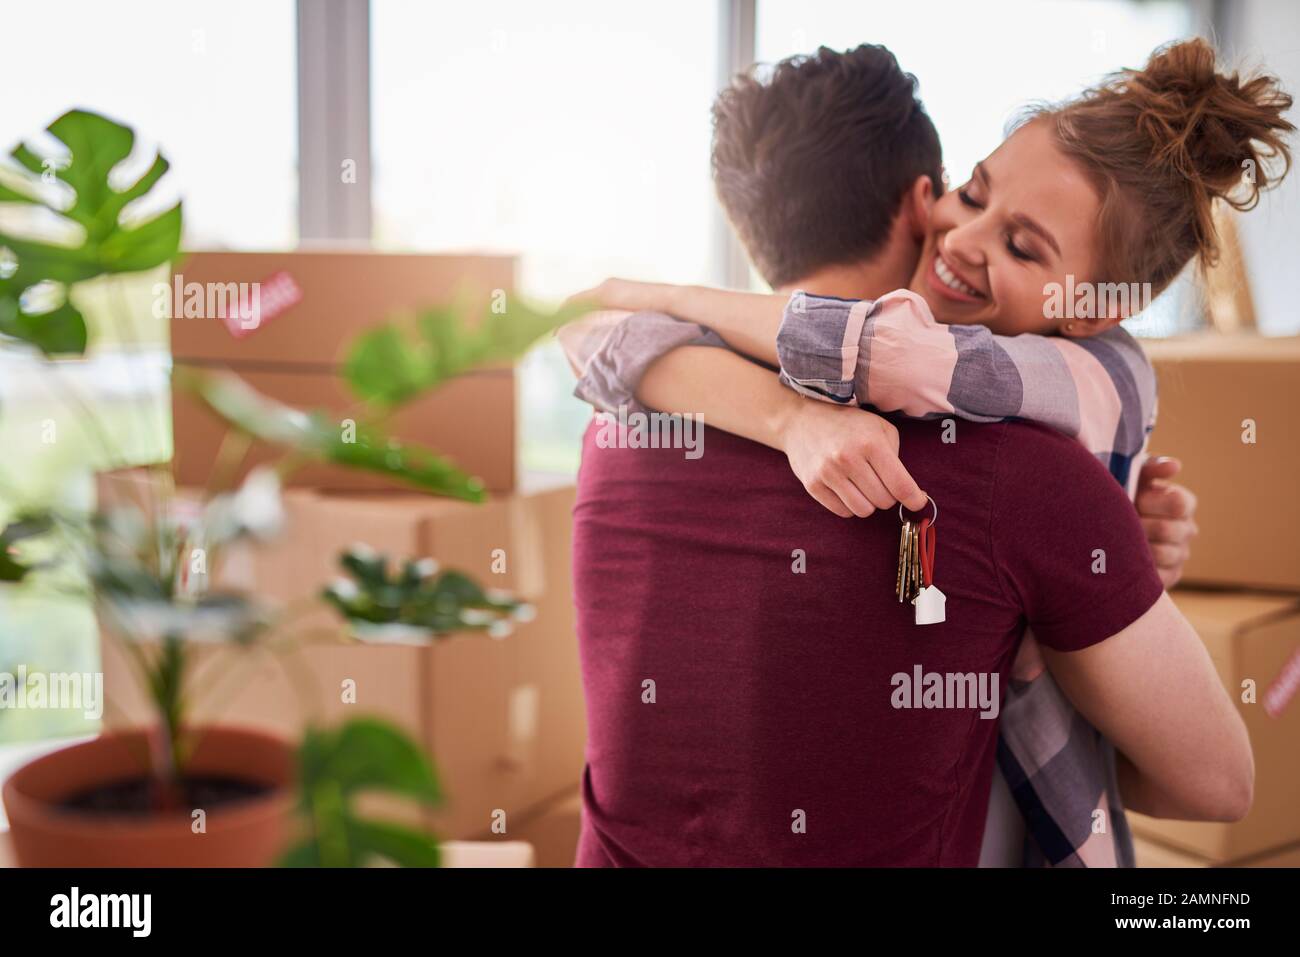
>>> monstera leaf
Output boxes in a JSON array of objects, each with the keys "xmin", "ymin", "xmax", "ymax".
[
  {"xmin": 278, "ymin": 718, "xmax": 444, "ymax": 868},
  {"xmin": 345, "ymin": 297, "xmax": 593, "ymax": 407},
  {"xmin": 0, "ymin": 109, "xmax": 181, "ymax": 354}
]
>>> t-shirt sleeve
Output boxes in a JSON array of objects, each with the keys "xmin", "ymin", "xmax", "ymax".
[{"xmin": 989, "ymin": 423, "xmax": 1164, "ymax": 652}]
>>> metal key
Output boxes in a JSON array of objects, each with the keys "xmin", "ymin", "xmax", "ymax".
[{"xmin": 896, "ymin": 520, "xmax": 913, "ymax": 602}]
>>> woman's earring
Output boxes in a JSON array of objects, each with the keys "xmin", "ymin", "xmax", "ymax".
[{"xmin": 1065, "ymin": 322, "xmax": 1076, "ymax": 334}]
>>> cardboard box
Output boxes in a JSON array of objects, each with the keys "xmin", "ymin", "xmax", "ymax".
[
  {"xmin": 1134, "ymin": 835, "xmax": 1300, "ymax": 868},
  {"xmin": 426, "ymin": 479, "xmax": 585, "ymax": 839},
  {"xmin": 1134, "ymin": 836, "xmax": 1210, "ymax": 868},
  {"xmin": 167, "ymin": 250, "xmax": 520, "ymax": 492},
  {"xmin": 100, "ymin": 480, "xmax": 586, "ymax": 840},
  {"xmin": 508, "ymin": 790, "xmax": 583, "ymax": 868},
  {"xmin": 169, "ymin": 250, "xmax": 515, "ymax": 367},
  {"xmin": 1245, "ymin": 843, "xmax": 1300, "ymax": 867},
  {"xmin": 1144, "ymin": 335, "xmax": 1300, "ymax": 591},
  {"xmin": 1129, "ymin": 589, "xmax": 1300, "ymax": 862}
]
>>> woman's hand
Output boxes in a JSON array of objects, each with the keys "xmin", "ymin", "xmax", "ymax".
[
  {"xmin": 779, "ymin": 401, "xmax": 927, "ymax": 518},
  {"xmin": 1135, "ymin": 456, "xmax": 1198, "ymax": 589},
  {"xmin": 565, "ymin": 278, "xmax": 681, "ymax": 315}
]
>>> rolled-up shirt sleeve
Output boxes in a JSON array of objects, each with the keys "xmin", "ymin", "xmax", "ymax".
[
  {"xmin": 775, "ymin": 289, "xmax": 1157, "ymax": 493},
  {"xmin": 775, "ymin": 293, "xmax": 874, "ymax": 405},
  {"xmin": 557, "ymin": 309, "xmax": 726, "ymax": 415}
]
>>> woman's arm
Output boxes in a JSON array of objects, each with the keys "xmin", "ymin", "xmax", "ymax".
[
  {"xmin": 573, "ymin": 278, "xmax": 784, "ymax": 365},
  {"xmin": 636, "ymin": 345, "xmax": 926, "ymax": 517},
  {"xmin": 572, "ymin": 279, "xmax": 1158, "ymax": 491}
]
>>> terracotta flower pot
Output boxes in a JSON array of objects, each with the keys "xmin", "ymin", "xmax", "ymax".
[{"xmin": 2, "ymin": 725, "xmax": 297, "ymax": 867}]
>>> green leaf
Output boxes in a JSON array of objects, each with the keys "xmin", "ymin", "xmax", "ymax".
[
  {"xmin": 0, "ymin": 513, "xmax": 56, "ymax": 582},
  {"xmin": 322, "ymin": 550, "xmax": 526, "ymax": 639},
  {"xmin": 175, "ymin": 367, "xmax": 319, "ymax": 447},
  {"xmin": 301, "ymin": 718, "xmax": 443, "ymax": 805},
  {"xmin": 0, "ymin": 296, "xmax": 86, "ymax": 354},
  {"xmin": 338, "ymin": 546, "xmax": 389, "ymax": 589},
  {"xmin": 282, "ymin": 719, "xmax": 446, "ymax": 867},
  {"xmin": 277, "ymin": 817, "xmax": 442, "ymax": 869},
  {"xmin": 321, "ymin": 430, "xmax": 485, "ymax": 502},
  {"xmin": 346, "ymin": 818, "xmax": 442, "ymax": 868},
  {"xmin": 43, "ymin": 109, "xmax": 135, "ymax": 237},
  {"xmin": 275, "ymin": 839, "xmax": 322, "ymax": 868},
  {"xmin": 178, "ymin": 367, "xmax": 487, "ymax": 501},
  {"xmin": 97, "ymin": 202, "xmax": 182, "ymax": 272},
  {"xmin": 0, "ymin": 109, "xmax": 181, "ymax": 355},
  {"xmin": 342, "ymin": 324, "xmax": 438, "ymax": 406},
  {"xmin": 2, "ymin": 238, "xmax": 104, "ymax": 286},
  {"xmin": 344, "ymin": 297, "xmax": 592, "ymax": 407},
  {"xmin": 0, "ymin": 550, "xmax": 33, "ymax": 582}
]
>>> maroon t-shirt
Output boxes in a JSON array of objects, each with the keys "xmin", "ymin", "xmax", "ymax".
[{"xmin": 572, "ymin": 415, "xmax": 1162, "ymax": 866}]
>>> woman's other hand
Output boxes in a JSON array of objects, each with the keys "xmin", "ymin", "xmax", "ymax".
[
  {"xmin": 779, "ymin": 401, "xmax": 927, "ymax": 518},
  {"xmin": 1136, "ymin": 456, "xmax": 1198, "ymax": 589}
]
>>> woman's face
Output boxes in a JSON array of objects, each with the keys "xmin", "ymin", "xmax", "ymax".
[{"xmin": 907, "ymin": 119, "xmax": 1105, "ymax": 336}]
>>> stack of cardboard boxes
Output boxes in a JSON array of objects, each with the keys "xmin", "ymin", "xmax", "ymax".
[
  {"xmin": 1131, "ymin": 335, "xmax": 1300, "ymax": 868},
  {"xmin": 100, "ymin": 251, "xmax": 587, "ymax": 866}
]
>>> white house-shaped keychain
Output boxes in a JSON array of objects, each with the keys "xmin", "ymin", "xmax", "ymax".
[{"xmin": 899, "ymin": 499, "xmax": 945, "ymax": 626}]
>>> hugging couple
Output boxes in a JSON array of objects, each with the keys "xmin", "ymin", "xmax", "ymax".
[{"xmin": 558, "ymin": 38, "xmax": 1293, "ymax": 867}]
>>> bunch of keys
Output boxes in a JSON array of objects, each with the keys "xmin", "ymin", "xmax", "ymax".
[{"xmin": 896, "ymin": 497, "xmax": 946, "ymax": 626}]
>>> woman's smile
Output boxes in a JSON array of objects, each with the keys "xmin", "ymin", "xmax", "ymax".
[{"xmin": 928, "ymin": 249, "xmax": 985, "ymax": 303}]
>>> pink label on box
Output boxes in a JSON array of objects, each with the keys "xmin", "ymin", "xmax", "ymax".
[
  {"xmin": 221, "ymin": 270, "xmax": 303, "ymax": 339},
  {"xmin": 1263, "ymin": 646, "xmax": 1300, "ymax": 718}
]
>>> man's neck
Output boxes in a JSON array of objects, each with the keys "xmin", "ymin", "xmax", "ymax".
[{"xmin": 775, "ymin": 257, "xmax": 913, "ymax": 301}]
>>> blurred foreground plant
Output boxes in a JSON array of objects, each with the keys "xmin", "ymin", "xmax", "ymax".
[{"xmin": 0, "ymin": 109, "xmax": 586, "ymax": 865}]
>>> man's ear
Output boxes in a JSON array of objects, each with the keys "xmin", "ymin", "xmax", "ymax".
[{"xmin": 904, "ymin": 175, "xmax": 935, "ymax": 240}]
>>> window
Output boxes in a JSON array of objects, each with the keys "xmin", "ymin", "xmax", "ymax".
[
  {"xmin": 371, "ymin": 0, "xmax": 722, "ymax": 471},
  {"xmin": 0, "ymin": 0, "xmax": 298, "ymax": 250},
  {"xmin": 758, "ymin": 0, "xmax": 1192, "ymax": 194}
]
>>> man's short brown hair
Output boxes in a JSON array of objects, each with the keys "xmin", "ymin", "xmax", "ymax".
[{"xmin": 711, "ymin": 44, "xmax": 944, "ymax": 288}]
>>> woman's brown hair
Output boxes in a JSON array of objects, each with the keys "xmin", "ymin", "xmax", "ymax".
[{"xmin": 1031, "ymin": 37, "xmax": 1293, "ymax": 297}]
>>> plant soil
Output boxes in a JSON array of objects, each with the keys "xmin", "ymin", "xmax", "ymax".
[{"xmin": 58, "ymin": 775, "xmax": 273, "ymax": 817}]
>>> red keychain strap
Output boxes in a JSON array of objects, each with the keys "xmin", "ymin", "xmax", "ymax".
[{"xmin": 918, "ymin": 518, "xmax": 936, "ymax": 588}]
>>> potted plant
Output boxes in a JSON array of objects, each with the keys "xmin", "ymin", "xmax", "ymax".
[{"xmin": 0, "ymin": 110, "xmax": 581, "ymax": 867}]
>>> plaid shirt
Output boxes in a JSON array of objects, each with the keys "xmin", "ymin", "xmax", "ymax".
[
  {"xmin": 776, "ymin": 289, "xmax": 1156, "ymax": 496},
  {"xmin": 560, "ymin": 290, "xmax": 1157, "ymax": 867}
]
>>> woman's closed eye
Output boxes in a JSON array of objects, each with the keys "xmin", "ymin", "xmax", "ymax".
[
  {"xmin": 958, "ymin": 188, "xmax": 1037, "ymax": 262},
  {"xmin": 1005, "ymin": 237, "xmax": 1035, "ymax": 262}
]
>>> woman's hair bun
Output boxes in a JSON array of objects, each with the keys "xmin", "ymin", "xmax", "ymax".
[
  {"xmin": 1131, "ymin": 37, "xmax": 1293, "ymax": 210},
  {"xmin": 1041, "ymin": 37, "xmax": 1294, "ymax": 293}
]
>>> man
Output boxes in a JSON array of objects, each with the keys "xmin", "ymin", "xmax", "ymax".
[{"xmin": 569, "ymin": 45, "xmax": 1227, "ymax": 866}]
